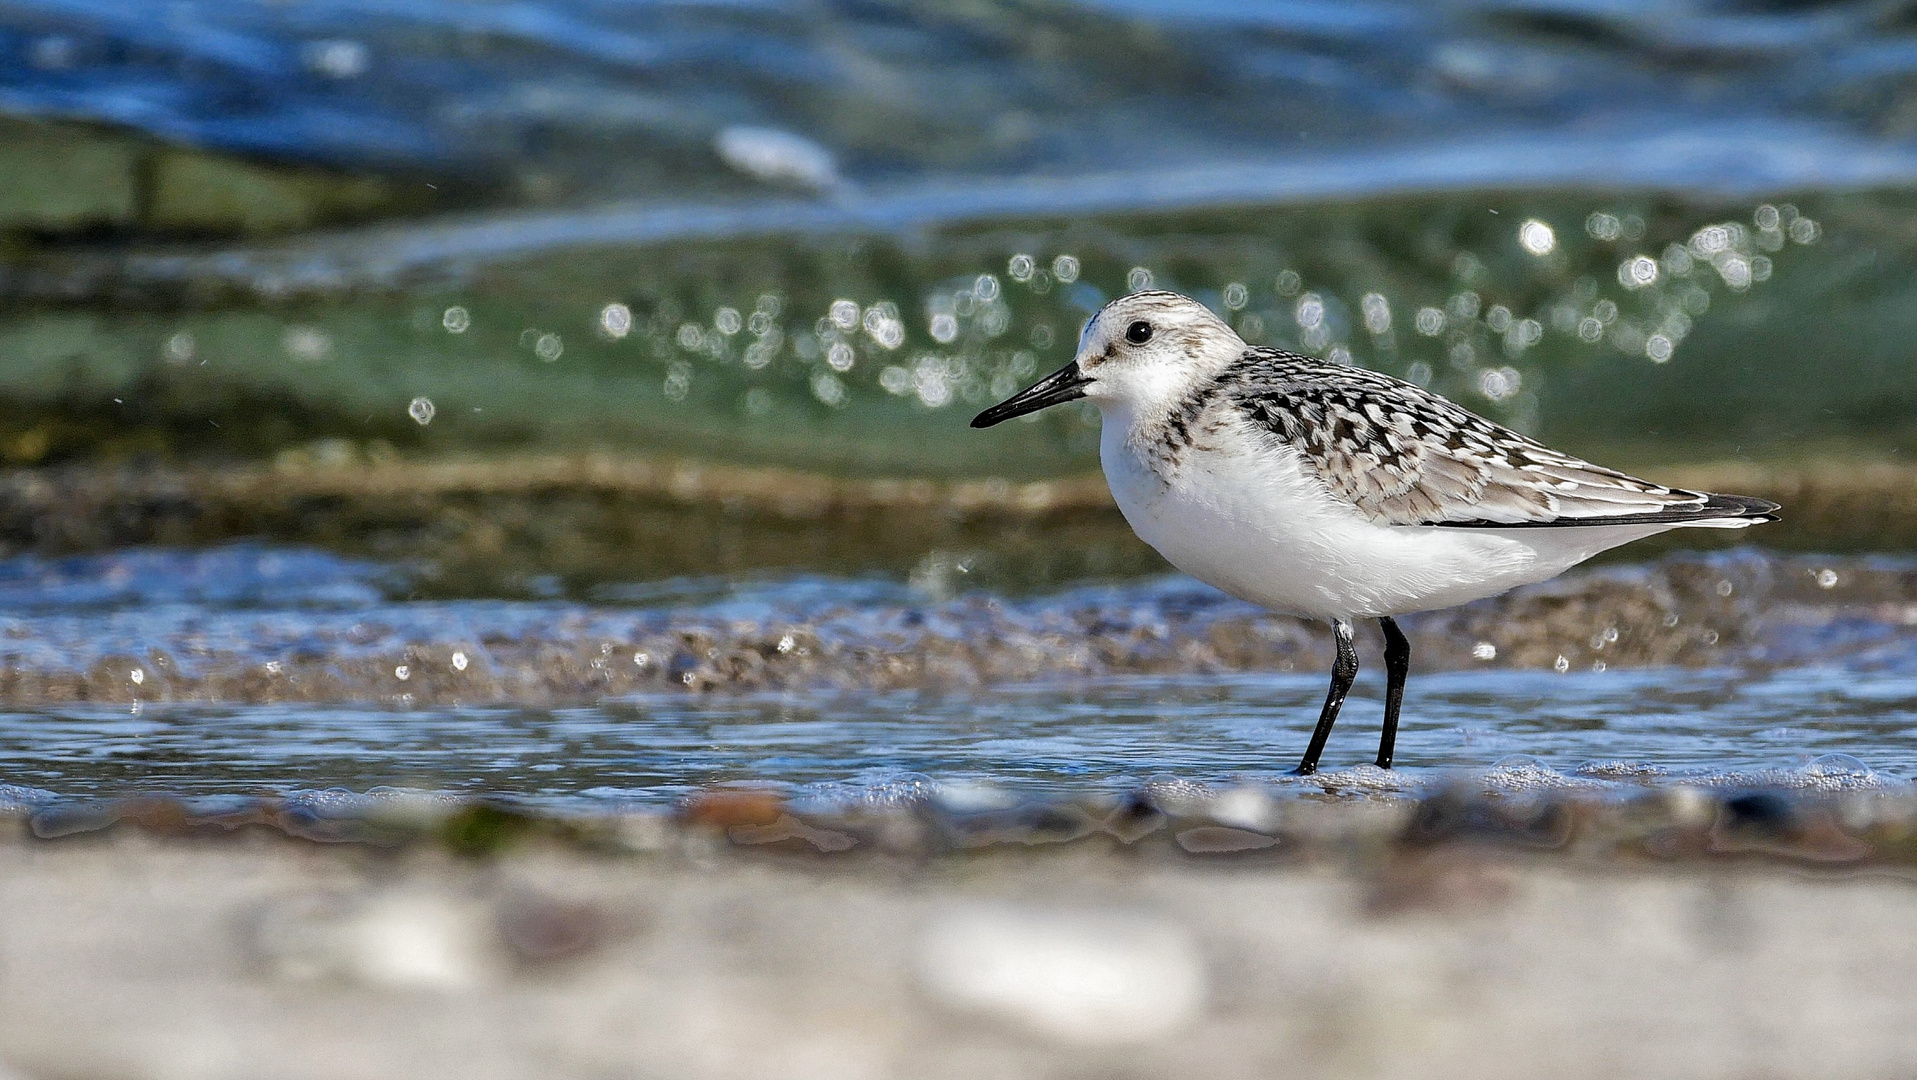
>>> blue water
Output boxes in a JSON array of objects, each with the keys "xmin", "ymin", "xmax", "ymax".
[
  {"xmin": 6, "ymin": 1, "xmax": 1914, "ymax": 480},
  {"xmin": 0, "ymin": 544, "xmax": 1910, "ymax": 808},
  {"xmin": 6, "ymin": 1, "xmax": 1917, "ymax": 810},
  {"xmin": 7, "ymin": 0, "xmax": 1916, "ymax": 201},
  {"xmin": 0, "ymin": 666, "xmax": 1908, "ymax": 810}
]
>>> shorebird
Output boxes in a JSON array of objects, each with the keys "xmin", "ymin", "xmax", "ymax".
[{"xmin": 972, "ymin": 291, "xmax": 1778, "ymax": 775}]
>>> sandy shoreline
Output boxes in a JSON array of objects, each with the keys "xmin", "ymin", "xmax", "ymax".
[{"xmin": 2, "ymin": 787, "xmax": 1916, "ymax": 1079}]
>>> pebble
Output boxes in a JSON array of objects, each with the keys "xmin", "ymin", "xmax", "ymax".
[
  {"xmin": 1209, "ymin": 785, "xmax": 1280, "ymax": 832},
  {"xmin": 251, "ymin": 890, "xmax": 500, "ymax": 990},
  {"xmin": 914, "ymin": 903, "xmax": 1207, "ymax": 1044}
]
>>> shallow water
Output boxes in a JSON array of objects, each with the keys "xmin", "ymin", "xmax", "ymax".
[
  {"xmin": 0, "ymin": 542, "xmax": 1912, "ymax": 810},
  {"xmin": 0, "ymin": 665, "xmax": 1908, "ymax": 813},
  {"xmin": 7, "ymin": 1, "xmax": 1917, "ymax": 814}
]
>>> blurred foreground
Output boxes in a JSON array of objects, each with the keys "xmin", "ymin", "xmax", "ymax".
[{"xmin": 1, "ymin": 781, "xmax": 1914, "ymax": 1080}]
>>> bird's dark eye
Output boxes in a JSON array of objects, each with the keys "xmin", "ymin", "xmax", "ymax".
[{"xmin": 1125, "ymin": 320, "xmax": 1153, "ymax": 344}]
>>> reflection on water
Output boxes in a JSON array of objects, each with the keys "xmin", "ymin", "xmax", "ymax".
[
  {"xmin": 5, "ymin": 189, "xmax": 1896, "ymax": 479},
  {"xmin": 1, "ymin": 665, "xmax": 1912, "ymax": 811}
]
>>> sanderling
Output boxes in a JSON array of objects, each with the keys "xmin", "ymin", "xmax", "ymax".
[{"xmin": 973, "ymin": 291, "xmax": 1778, "ymax": 775}]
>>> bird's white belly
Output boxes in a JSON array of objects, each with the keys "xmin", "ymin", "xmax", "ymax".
[{"xmin": 1100, "ymin": 425, "xmax": 1660, "ymax": 620}]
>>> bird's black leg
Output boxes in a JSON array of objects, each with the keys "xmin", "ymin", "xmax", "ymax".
[
  {"xmin": 1377, "ymin": 616, "xmax": 1410, "ymax": 769},
  {"xmin": 1293, "ymin": 618, "xmax": 1357, "ymax": 776}
]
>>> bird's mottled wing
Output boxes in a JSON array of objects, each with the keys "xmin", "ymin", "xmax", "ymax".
[{"xmin": 1223, "ymin": 349, "xmax": 1732, "ymax": 527}]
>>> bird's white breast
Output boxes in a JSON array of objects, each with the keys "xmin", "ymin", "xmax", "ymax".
[{"xmin": 1097, "ymin": 407, "xmax": 1638, "ymax": 619}]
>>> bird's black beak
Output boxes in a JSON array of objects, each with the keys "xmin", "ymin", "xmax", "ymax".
[{"xmin": 970, "ymin": 362, "xmax": 1091, "ymax": 428}]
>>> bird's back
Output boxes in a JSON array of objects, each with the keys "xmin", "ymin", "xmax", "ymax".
[
  {"xmin": 1214, "ymin": 347, "xmax": 1776, "ymax": 530},
  {"xmin": 1097, "ymin": 347, "xmax": 1776, "ymax": 619}
]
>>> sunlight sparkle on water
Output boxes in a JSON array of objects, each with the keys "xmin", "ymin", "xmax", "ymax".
[{"xmin": 1518, "ymin": 219, "xmax": 1556, "ymax": 255}]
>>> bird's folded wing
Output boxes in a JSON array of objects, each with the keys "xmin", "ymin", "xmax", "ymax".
[{"xmin": 1227, "ymin": 358, "xmax": 1772, "ymax": 528}]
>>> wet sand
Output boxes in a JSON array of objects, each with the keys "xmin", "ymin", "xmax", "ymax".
[
  {"xmin": 2, "ymin": 789, "xmax": 1916, "ymax": 1079},
  {"xmin": 0, "ymin": 541, "xmax": 1896, "ymax": 707},
  {"xmin": 1, "ymin": 454, "xmax": 1911, "ymax": 584}
]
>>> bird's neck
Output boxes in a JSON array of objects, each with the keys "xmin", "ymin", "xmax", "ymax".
[{"xmin": 1097, "ymin": 392, "xmax": 1206, "ymax": 485}]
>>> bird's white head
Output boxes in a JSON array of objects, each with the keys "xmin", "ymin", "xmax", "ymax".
[{"xmin": 971, "ymin": 291, "xmax": 1244, "ymax": 429}]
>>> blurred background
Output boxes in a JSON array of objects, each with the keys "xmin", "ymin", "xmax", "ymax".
[
  {"xmin": 3, "ymin": 1, "xmax": 1914, "ymax": 578},
  {"xmin": 10, "ymin": 9, "xmax": 1917, "ymax": 1073},
  {"xmin": 1, "ymin": 0, "xmax": 1916, "ymax": 805}
]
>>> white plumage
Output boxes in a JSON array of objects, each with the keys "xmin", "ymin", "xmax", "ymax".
[
  {"xmin": 974, "ymin": 290, "xmax": 1777, "ymax": 774},
  {"xmin": 1098, "ymin": 400, "xmax": 1676, "ymax": 620}
]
